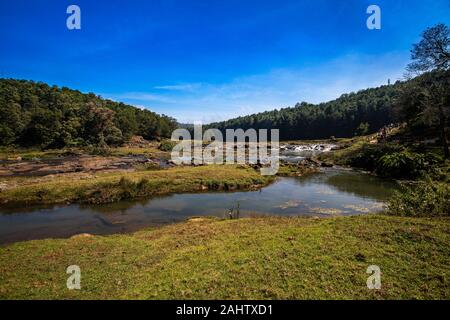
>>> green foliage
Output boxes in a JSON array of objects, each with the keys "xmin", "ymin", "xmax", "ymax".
[
  {"xmin": 159, "ymin": 140, "xmax": 177, "ymax": 152},
  {"xmin": 355, "ymin": 122, "xmax": 370, "ymax": 136},
  {"xmin": 406, "ymin": 23, "xmax": 449, "ymax": 74},
  {"xmin": 344, "ymin": 143, "xmax": 403, "ymax": 171},
  {"xmin": 207, "ymin": 83, "xmax": 402, "ymax": 140},
  {"xmin": 377, "ymin": 150, "xmax": 442, "ymax": 179},
  {"xmin": 85, "ymin": 145, "xmax": 112, "ymax": 156},
  {"xmin": 397, "ymin": 23, "xmax": 449, "ymax": 158},
  {"xmin": 207, "ymin": 68, "xmax": 448, "ymax": 144},
  {"xmin": 342, "ymin": 142, "xmax": 443, "ymax": 179},
  {"xmin": 0, "ymin": 79, "xmax": 178, "ymax": 148},
  {"xmin": 395, "ymin": 70, "xmax": 449, "ymax": 126},
  {"xmin": 387, "ymin": 180, "xmax": 450, "ymax": 216},
  {"xmin": 104, "ymin": 126, "xmax": 124, "ymax": 146}
]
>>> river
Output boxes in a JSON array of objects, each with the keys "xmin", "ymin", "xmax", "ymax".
[{"xmin": 0, "ymin": 163, "xmax": 398, "ymax": 244}]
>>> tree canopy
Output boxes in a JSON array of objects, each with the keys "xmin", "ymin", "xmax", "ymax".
[
  {"xmin": 207, "ymin": 81, "xmax": 403, "ymax": 140},
  {"xmin": 0, "ymin": 79, "xmax": 177, "ymax": 148},
  {"xmin": 400, "ymin": 23, "xmax": 450, "ymax": 158},
  {"xmin": 406, "ymin": 23, "xmax": 450, "ymax": 74}
]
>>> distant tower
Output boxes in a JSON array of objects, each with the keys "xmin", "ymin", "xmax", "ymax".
[{"xmin": 388, "ymin": 78, "xmax": 391, "ymax": 85}]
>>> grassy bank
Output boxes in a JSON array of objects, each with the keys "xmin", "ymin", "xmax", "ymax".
[
  {"xmin": 0, "ymin": 165, "xmax": 274, "ymax": 206},
  {"xmin": 0, "ymin": 215, "xmax": 448, "ymax": 299}
]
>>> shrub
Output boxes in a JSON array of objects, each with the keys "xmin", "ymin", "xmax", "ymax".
[
  {"xmin": 86, "ymin": 145, "xmax": 112, "ymax": 156},
  {"xmin": 159, "ymin": 140, "xmax": 177, "ymax": 152},
  {"xmin": 376, "ymin": 150, "xmax": 441, "ymax": 179},
  {"xmin": 345, "ymin": 143, "xmax": 402, "ymax": 171},
  {"xmin": 342, "ymin": 143, "xmax": 442, "ymax": 180},
  {"xmin": 354, "ymin": 122, "xmax": 370, "ymax": 136},
  {"xmin": 387, "ymin": 180, "xmax": 449, "ymax": 216}
]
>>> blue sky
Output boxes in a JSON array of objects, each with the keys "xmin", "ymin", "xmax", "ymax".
[{"xmin": 1, "ymin": 0, "xmax": 449, "ymax": 123}]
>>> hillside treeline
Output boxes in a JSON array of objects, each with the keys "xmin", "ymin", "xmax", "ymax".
[
  {"xmin": 207, "ymin": 82, "xmax": 404, "ymax": 140},
  {"xmin": 0, "ymin": 79, "xmax": 177, "ymax": 148}
]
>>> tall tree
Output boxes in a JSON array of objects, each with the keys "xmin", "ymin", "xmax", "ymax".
[
  {"xmin": 404, "ymin": 24, "xmax": 450, "ymax": 158},
  {"xmin": 406, "ymin": 23, "xmax": 450, "ymax": 74}
]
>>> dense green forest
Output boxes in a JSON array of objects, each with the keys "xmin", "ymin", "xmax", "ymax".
[
  {"xmin": 0, "ymin": 79, "xmax": 177, "ymax": 148},
  {"xmin": 207, "ymin": 81, "xmax": 404, "ymax": 140}
]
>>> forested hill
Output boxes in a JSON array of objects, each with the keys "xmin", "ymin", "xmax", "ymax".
[
  {"xmin": 0, "ymin": 79, "xmax": 177, "ymax": 148},
  {"xmin": 208, "ymin": 81, "xmax": 406, "ymax": 140}
]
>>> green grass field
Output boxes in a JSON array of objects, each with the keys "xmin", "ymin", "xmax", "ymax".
[{"xmin": 1, "ymin": 215, "xmax": 448, "ymax": 299}]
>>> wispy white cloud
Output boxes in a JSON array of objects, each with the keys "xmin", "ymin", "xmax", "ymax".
[
  {"xmin": 153, "ymin": 83, "xmax": 203, "ymax": 91},
  {"xmin": 107, "ymin": 92, "xmax": 174, "ymax": 104},
  {"xmin": 103, "ymin": 51, "xmax": 409, "ymax": 123}
]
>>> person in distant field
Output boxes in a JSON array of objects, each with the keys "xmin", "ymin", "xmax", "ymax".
[{"xmin": 380, "ymin": 127, "xmax": 387, "ymax": 141}]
